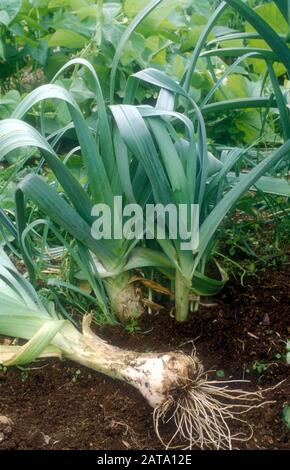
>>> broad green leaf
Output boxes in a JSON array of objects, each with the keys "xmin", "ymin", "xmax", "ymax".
[
  {"xmin": 0, "ymin": 90, "xmax": 21, "ymax": 119},
  {"xmin": 246, "ymin": 2, "xmax": 288, "ymax": 75},
  {"xmin": 49, "ymin": 0, "xmax": 88, "ymax": 9},
  {"xmin": 110, "ymin": 0, "xmax": 163, "ymax": 102},
  {"xmin": 267, "ymin": 61, "xmax": 290, "ymax": 141},
  {"xmin": 124, "ymin": 0, "xmax": 186, "ymax": 34},
  {"xmin": 181, "ymin": 26, "xmax": 212, "ymax": 52},
  {"xmin": 76, "ymin": 5, "xmax": 98, "ymax": 20},
  {"xmin": 214, "ymin": 74, "xmax": 257, "ymax": 101},
  {"xmin": 235, "ymin": 110, "xmax": 269, "ymax": 143},
  {"xmin": 48, "ymin": 30, "xmax": 87, "ymax": 49},
  {"xmin": 224, "ymin": 0, "xmax": 290, "ymax": 72},
  {"xmin": 201, "ymin": 52, "xmax": 259, "ymax": 108},
  {"xmin": 0, "ymin": 0, "xmax": 21, "ymax": 26},
  {"xmin": 246, "ymin": 3, "xmax": 288, "ymax": 39}
]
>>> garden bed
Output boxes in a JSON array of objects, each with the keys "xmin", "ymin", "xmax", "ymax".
[{"xmin": 0, "ymin": 266, "xmax": 289, "ymax": 450}]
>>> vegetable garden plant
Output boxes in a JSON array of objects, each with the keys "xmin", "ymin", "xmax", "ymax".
[{"xmin": 0, "ymin": 0, "xmax": 289, "ymax": 450}]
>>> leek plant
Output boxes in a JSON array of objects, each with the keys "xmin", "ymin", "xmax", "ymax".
[
  {"xmin": 111, "ymin": 67, "xmax": 290, "ymax": 321},
  {"xmin": 0, "ymin": 60, "xmax": 152, "ymax": 323},
  {"xmin": 0, "ymin": 250, "xmax": 268, "ymax": 450},
  {"xmin": 108, "ymin": 0, "xmax": 290, "ymax": 321},
  {"xmin": 0, "ymin": 0, "xmax": 167, "ymax": 323}
]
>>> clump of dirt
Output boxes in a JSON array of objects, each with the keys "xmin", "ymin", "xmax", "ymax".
[
  {"xmin": 0, "ymin": 416, "xmax": 13, "ymax": 444},
  {"xmin": 0, "ymin": 267, "xmax": 289, "ymax": 450}
]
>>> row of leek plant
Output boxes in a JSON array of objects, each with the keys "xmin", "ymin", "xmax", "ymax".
[
  {"xmin": 0, "ymin": 61, "xmax": 289, "ymax": 322},
  {"xmin": 0, "ymin": 65, "xmax": 228, "ymax": 322}
]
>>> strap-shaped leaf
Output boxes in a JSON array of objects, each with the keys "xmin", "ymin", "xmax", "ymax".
[
  {"xmin": 3, "ymin": 320, "xmax": 65, "ymax": 366},
  {"xmin": 128, "ymin": 70, "xmax": 209, "ymax": 205},
  {"xmin": 207, "ymin": 32, "xmax": 286, "ymax": 47},
  {"xmin": 201, "ymin": 48, "xmax": 278, "ymax": 61},
  {"xmin": 227, "ymin": 174, "xmax": 290, "ymax": 197},
  {"xmin": 125, "ymin": 248, "xmax": 226, "ymax": 296},
  {"xmin": 0, "ymin": 208, "xmax": 17, "ymax": 238},
  {"xmin": 110, "ymin": 104, "xmax": 172, "ymax": 206},
  {"xmin": 0, "ymin": 249, "xmax": 48, "ymax": 313},
  {"xmin": 12, "ymin": 84, "xmax": 113, "ymax": 206},
  {"xmin": 52, "ymin": 58, "xmax": 115, "ymax": 181},
  {"xmin": 267, "ymin": 61, "xmax": 290, "ymax": 141},
  {"xmin": 182, "ymin": 1, "xmax": 228, "ymax": 92},
  {"xmin": 273, "ymin": 0, "xmax": 289, "ymax": 21},
  {"xmin": 194, "ymin": 139, "xmax": 290, "ymax": 273},
  {"xmin": 0, "ymin": 344, "xmax": 61, "ymax": 364},
  {"xmin": 146, "ymin": 117, "xmax": 188, "ymax": 205},
  {"xmin": 201, "ymin": 97, "xmax": 277, "ymax": 115},
  {"xmin": 15, "ymin": 174, "xmax": 115, "ymax": 267},
  {"xmin": 0, "ymin": 119, "xmax": 92, "ymax": 224}
]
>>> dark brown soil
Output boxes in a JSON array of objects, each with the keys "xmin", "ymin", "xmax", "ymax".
[{"xmin": 0, "ymin": 267, "xmax": 289, "ymax": 450}]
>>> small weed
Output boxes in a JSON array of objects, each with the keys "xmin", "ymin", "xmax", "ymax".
[
  {"xmin": 216, "ymin": 370, "xmax": 225, "ymax": 378},
  {"xmin": 17, "ymin": 366, "xmax": 30, "ymax": 382},
  {"xmin": 252, "ymin": 361, "xmax": 269, "ymax": 375},
  {"xmin": 125, "ymin": 319, "xmax": 141, "ymax": 334},
  {"xmin": 0, "ymin": 364, "xmax": 7, "ymax": 374},
  {"xmin": 71, "ymin": 369, "xmax": 81, "ymax": 383},
  {"xmin": 282, "ymin": 406, "xmax": 290, "ymax": 429}
]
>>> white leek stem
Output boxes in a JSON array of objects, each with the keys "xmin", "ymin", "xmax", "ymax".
[{"xmin": 53, "ymin": 316, "xmax": 194, "ymax": 408}]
